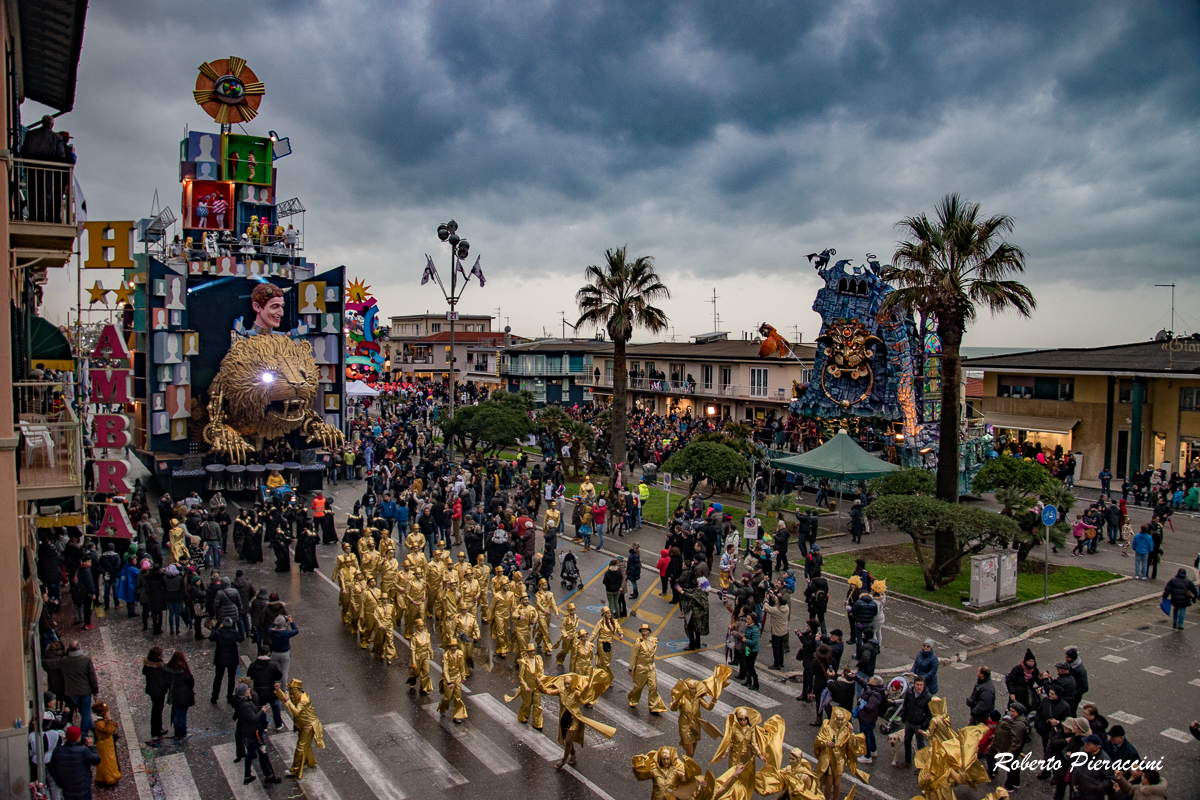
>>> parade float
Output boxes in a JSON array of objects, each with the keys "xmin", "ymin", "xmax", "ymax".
[
  {"xmin": 84, "ymin": 56, "xmax": 345, "ymax": 499},
  {"xmin": 760, "ymin": 250, "xmax": 987, "ymax": 492},
  {"xmin": 344, "ymin": 277, "xmax": 387, "ymax": 382}
]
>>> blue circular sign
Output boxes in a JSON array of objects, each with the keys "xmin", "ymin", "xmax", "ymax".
[{"xmin": 1041, "ymin": 505, "xmax": 1059, "ymax": 526}]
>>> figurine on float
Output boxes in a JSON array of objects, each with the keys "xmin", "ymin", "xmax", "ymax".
[{"xmin": 202, "ymin": 282, "xmax": 343, "ymax": 463}]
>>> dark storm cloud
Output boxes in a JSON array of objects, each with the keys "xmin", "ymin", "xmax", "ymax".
[{"xmin": 51, "ymin": 0, "xmax": 1200, "ymax": 339}]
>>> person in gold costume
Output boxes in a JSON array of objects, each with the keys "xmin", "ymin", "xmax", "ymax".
[
  {"xmin": 459, "ymin": 565, "xmax": 481, "ymax": 623},
  {"xmin": 692, "ymin": 764, "xmax": 752, "ymax": 800},
  {"xmin": 405, "ymin": 531, "xmax": 427, "ymax": 568},
  {"xmin": 534, "ymin": 578, "xmax": 559, "ymax": 654},
  {"xmin": 758, "ymin": 748, "xmax": 825, "ymax": 800},
  {"xmin": 378, "ymin": 548, "xmax": 401, "ymax": 605},
  {"xmin": 580, "ymin": 475, "xmax": 596, "ymax": 500},
  {"xmin": 814, "ymin": 706, "xmax": 869, "ymax": 800},
  {"xmin": 337, "ymin": 560, "xmax": 361, "ymax": 627},
  {"xmin": 632, "ymin": 746, "xmax": 703, "ymax": 800},
  {"xmin": 510, "ymin": 570, "xmax": 529, "ymax": 603},
  {"xmin": 425, "ymin": 550, "xmax": 446, "ymax": 616},
  {"xmin": 407, "ymin": 618, "xmax": 433, "ymax": 695},
  {"xmin": 275, "ymin": 678, "xmax": 325, "ymax": 779},
  {"xmin": 512, "ymin": 594, "xmax": 537, "ymax": 654},
  {"xmin": 489, "ymin": 576, "xmax": 515, "ymax": 658},
  {"xmin": 348, "ymin": 571, "xmax": 367, "ymax": 632},
  {"xmin": 670, "ymin": 664, "xmax": 732, "ymax": 757},
  {"xmin": 438, "ymin": 575, "xmax": 461, "ymax": 648},
  {"xmin": 438, "ymin": 641, "xmax": 469, "ymax": 723},
  {"xmin": 556, "ymin": 603, "xmax": 580, "ymax": 668},
  {"xmin": 912, "ymin": 711, "xmax": 990, "ymax": 800},
  {"xmin": 454, "ymin": 607, "xmax": 481, "ymax": 676},
  {"xmin": 540, "ymin": 669, "xmax": 615, "ymax": 771},
  {"xmin": 358, "ymin": 577, "xmax": 382, "ymax": 649},
  {"xmin": 544, "ymin": 501, "xmax": 561, "ymax": 543},
  {"xmin": 357, "ymin": 534, "xmax": 378, "ymax": 575},
  {"xmin": 711, "ymin": 707, "xmax": 786, "ymax": 772},
  {"xmin": 333, "ymin": 542, "xmax": 357, "ymax": 587},
  {"xmin": 591, "ymin": 606, "xmax": 622, "ymax": 679},
  {"xmin": 506, "ymin": 642, "xmax": 546, "ymax": 728},
  {"xmin": 473, "ymin": 554, "xmax": 490, "ymax": 593},
  {"xmin": 372, "ymin": 596, "xmax": 397, "ymax": 665},
  {"xmin": 627, "ymin": 623, "xmax": 668, "ymax": 714},
  {"xmin": 403, "ymin": 566, "xmax": 426, "ymax": 637},
  {"xmin": 570, "ymin": 628, "xmax": 596, "ymax": 677},
  {"xmin": 167, "ymin": 520, "xmax": 188, "ymax": 565}
]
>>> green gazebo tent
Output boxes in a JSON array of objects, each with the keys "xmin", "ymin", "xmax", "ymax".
[{"xmin": 770, "ymin": 431, "xmax": 900, "ymax": 531}]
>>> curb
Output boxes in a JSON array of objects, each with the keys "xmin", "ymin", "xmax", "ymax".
[
  {"xmin": 958, "ymin": 592, "xmax": 1162, "ymax": 662},
  {"xmin": 821, "ymin": 571, "xmax": 1132, "ymax": 621}
]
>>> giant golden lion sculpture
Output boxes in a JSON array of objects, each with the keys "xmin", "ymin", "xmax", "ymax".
[{"xmin": 202, "ymin": 333, "xmax": 344, "ymax": 463}]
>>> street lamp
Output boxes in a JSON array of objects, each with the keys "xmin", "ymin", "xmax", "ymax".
[{"xmin": 427, "ymin": 219, "xmax": 478, "ymax": 462}]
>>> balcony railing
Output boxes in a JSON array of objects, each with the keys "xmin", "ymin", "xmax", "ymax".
[
  {"xmin": 9, "ymin": 159, "xmax": 75, "ymax": 227},
  {"xmin": 501, "ymin": 362, "xmax": 594, "ymax": 378},
  {"xmin": 15, "ymin": 381, "xmax": 82, "ymax": 495},
  {"xmin": 590, "ymin": 375, "xmax": 796, "ymax": 402}
]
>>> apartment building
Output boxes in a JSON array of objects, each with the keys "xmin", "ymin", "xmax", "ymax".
[{"xmin": 1, "ymin": 1, "xmax": 88, "ymax": 794}]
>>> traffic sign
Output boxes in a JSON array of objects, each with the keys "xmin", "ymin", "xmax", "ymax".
[{"xmin": 1041, "ymin": 504, "xmax": 1058, "ymax": 527}]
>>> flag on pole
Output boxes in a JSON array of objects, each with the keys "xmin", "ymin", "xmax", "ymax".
[
  {"xmin": 456, "ymin": 257, "xmax": 469, "ymax": 280},
  {"xmin": 468, "ymin": 256, "xmax": 486, "ymax": 287},
  {"xmin": 421, "ymin": 254, "xmax": 437, "ymax": 285}
]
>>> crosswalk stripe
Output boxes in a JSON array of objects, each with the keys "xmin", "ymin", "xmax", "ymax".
[
  {"xmin": 421, "ymin": 703, "xmax": 521, "ymax": 774},
  {"xmin": 666, "ymin": 654, "xmax": 780, "ymax": 708},
  {"xmin": 588, "ymin": 696, "xmax": 660, "ymax": 738},
  {"xmin": 469, "ymin": 693, "xmax": 562, "ymax": 761},
  {"xmin": 271, "ymin": 732, "xmax": 343, "ymax": 800},
  {"xmin": 212, "ymin": 743, "xmax": 271, "ymax": 800},
  {"xmin": 616, "ymin": 659, "xmax": 737, "ymax": 718},
  {"xmin": 325, "ymin": 722, "xmax": 408, "ymax": 800},
  {"xmin": 155, "ymin": 754, "xmax": 201, "ymax": 800},
  {"xmin": 378, "ymin": 711, "xmax": 469, "ymax": 787}
]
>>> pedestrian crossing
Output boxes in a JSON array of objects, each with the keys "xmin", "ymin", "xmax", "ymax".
[
  {"xmin": 378, "ymin": 711, "xmax": 469, "ymax": 788},
  {"xmin": 325, "ymin": 722, "xmax": 409, "ymax": 800},
  {"xmin": 273, "ymin": 732, "xmax": 343, "ymax": 800}
]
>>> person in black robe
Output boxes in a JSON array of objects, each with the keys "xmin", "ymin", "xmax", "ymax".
[
  {"xmin": 272, "ymin": 527, "xmax": 292, "ymax": 573},
  {"xmin": 343, "ymin": 512, "xmax": 364, "ymax": 553},
  {"xmin": 243, "ymin": 515, "xmax": 264, "ymax": 564},
  {"xmin": 295, "ymin": 527, "xmax": 320, "ymax": 574}
]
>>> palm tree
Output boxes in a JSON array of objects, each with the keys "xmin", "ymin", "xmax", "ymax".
[
  {"xmin": 881, "ymin": 193, "xmax": 1035, "ymax": 537},
  {"xmin": 576, "ymin": 246, "xmax": 670, "ymax": 490}
]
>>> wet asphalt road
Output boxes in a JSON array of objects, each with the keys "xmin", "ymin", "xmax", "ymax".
[{"xmin": 95, "ymin": 487, "xmax": 1200, "ymax": 800}]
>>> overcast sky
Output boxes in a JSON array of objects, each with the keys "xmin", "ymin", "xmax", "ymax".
[{"xmin": 38, "ymin": 0, "xmax": 1200, "ymax": 348}]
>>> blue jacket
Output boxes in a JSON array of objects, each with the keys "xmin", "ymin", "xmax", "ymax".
[
  {"xmin": 1131, "ymin": 531, "xmax": 1153, "ymax": 554},
  {"xmin": 912, "ymin": 648, "xmax": 939, "ymax": 694},
  {"xmin": 115, "ymin": 564, "xmax": 140, "ymax": 603},
  {"xmin": 626, "ymin": 550, "xmax": 642, "ymax": 581},
  {"xmin": 396, "ymin": 505, "xmax": 409, "ymax": 524},
  {"xmin": 381, "ymin": 500, "xmax": 398, "ymax": 520},
  {"xmin": 48, "ymin": 741, "xmax": 100, "ymax": 796},
  {"xmin": 268, "ymin": 623, "xmax": 299, "ymax": 653},
  {"xmin": 743, "ymin": 622, "xmax": 761, "ymax": 653}
]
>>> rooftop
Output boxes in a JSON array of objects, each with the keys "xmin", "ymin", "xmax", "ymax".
[{"xmin": 962, "ymin": 337, "xmax": 1200, "ymax": 377}]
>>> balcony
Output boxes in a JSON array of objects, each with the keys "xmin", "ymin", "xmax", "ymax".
[
  {"xmin": 9, "ymin": 159, "xmax": 78, "ymax": 272},
  {"xmin": 15, "ymin": 381, "xmax": 83, "ymax": 500},
  {"xmin": 501, "ymin": 362, "xmax": 595, "ymax": 379},
  {"xmin": 591, "ymin": 375, "xmax": 795, "ymax": 402}
]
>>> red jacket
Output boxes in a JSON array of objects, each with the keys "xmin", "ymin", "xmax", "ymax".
[
  {"xmin": 656, "ymin": 549, "xmax": 671, "ymax": 577},
  {"xmin": 593, "ymin": 505, "xmax": 607, "ymax": 525},
  {"xmin": 451, "ymin": 499, "xmax": 462, "ymax": 521}
]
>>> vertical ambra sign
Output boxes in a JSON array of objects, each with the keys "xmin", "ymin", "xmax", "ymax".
[{"xmin": 90, "ymin": 323, "xmax": 135, "ymax": 538}]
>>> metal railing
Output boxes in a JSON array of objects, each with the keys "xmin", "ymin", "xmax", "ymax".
[
  {"xmin": 501, "ymin": 362, "xmax": 594, "ymax": 377},
  {"xmin": 10, "ymin": 159, "xmax": 75, "ymax": 225},
  {"xmin": 15, "ymin": 381, "xmax": 82, "ymax": 490},
  {"xmin": 589, "ymin": 375, "xmax": 793, "ymax": 401}
]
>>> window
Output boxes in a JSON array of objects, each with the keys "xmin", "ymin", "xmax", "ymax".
[
  {"xmin": 702, "ymin": 365, "xmax": 713, "ymax": 390},
  {"xmin": 466, "ymin": 351, "xmax": 474, "ymax": 363},
  {"xmin": 750, "ymin": 368, "xmax": 768, "ymax": 397},
  {"xmin": 998, "ymin": 375, "xmax": 1033, "ymax": 399},
  {"xmin": 720, "ymin": 366, "xmax": 732, "ymax": 392},
  {"xmin": 431, "ymin": 323, "xmax": 441, "ymax": 333},
  {"xmin": 1033, "ymin": 377, "xmax": 1074, "ymax": 401},
  {"xmin": 1182, "ymin": 387, "xmax": 1199, "ymax": 411}
]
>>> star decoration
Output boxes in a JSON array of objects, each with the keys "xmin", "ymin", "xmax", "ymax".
[
  {"xmin": 87, "ymin": 281, "xmax": 110, "ymax": 305},
  {"xmin": 112, "ymin": 282, "xmax": 135, "ymax": 304},
  {"xmin": 346, "ymin": 277, "xmax": 371, "ymax": 303}
]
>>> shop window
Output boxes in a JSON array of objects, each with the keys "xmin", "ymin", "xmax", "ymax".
[{"xmin": 998, "ymin": 375, "xmax": 1033, "ymax": 399}]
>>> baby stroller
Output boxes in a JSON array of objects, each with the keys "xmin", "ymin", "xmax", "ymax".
[
  {"xmin": 560, "ymin": 550, "xmax": 581, "ymax": 590},
  {"xmin": 879, "ymin": 673, "xmax": 914, "ymax": 734}
]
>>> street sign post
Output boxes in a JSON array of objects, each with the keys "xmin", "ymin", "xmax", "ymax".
[
  {"xmin": 662, "ymin": 472, "xmax": 672, "ymax": 520},
  {"xmin": 1041, "ymin": 504, "xmax": 1058, "ymax": 602}
]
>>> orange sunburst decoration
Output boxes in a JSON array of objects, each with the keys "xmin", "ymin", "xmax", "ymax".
[
  {"xmin": 346, "ymin": 278, "xmax": 372, "ymax": 304},
  {"xmin": 193, "ymin": 57, "xmax": 265, "ymax": 125}
]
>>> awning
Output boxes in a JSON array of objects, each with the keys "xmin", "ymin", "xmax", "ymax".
[
  {"xmin": 29, "ymin": 314, "xmax": 74, "ymax": 371},
  {"xmin": 983, "ymin": 412, "xmax": 1079, "ymax": 435},
  {"xmin": 770, "ymin": 431, "xmax": 901, "ymax": 481}
]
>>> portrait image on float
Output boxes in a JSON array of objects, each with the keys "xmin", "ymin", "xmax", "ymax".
[{"xmin": 201, "ymin": 280, "xmax": 343, "ymax": 463}]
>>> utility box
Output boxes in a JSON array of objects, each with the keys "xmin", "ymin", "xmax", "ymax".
[
  {"xmin": 998, "ymin": 551, "xmax": 1018, "ymax": 602},
  {"xmin": 970, "ymin": 554, "xmax": 999, "ymax": 608}
]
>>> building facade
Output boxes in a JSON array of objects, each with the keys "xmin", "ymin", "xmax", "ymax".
[
  {"xmin": 500, "ymin": 334, "xmax": 813, "ymax": 419},
  {"xmin": 388, "ymin": 311, "xmax": 493, "ymax": 379},
  {"xmin": 965, "ymin": 338, "xmax": 1200, "ymax": 480},
  {"xmin": 2, "ymin": 1, "xmax": 88, "ymax": 794}
]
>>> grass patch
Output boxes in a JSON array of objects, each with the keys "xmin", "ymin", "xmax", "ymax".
[
  {"xmin": 820, "ymin": 544, "xmax": 1117, "ymax": 608},
  {"xmin": 563, "ymin": 481, "xmax": 771, "ymax": 532}
]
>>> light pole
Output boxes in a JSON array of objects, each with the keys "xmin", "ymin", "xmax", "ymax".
[{"xmin": 432, "ymin": 219, "xmax": 473, "ymax": 462}]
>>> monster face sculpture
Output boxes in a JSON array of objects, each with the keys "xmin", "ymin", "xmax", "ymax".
[
  {"xmin": 203, "ymin": 333, "xmax": 343, "ymax": 462},
  {"xmin": 815, "ymin": 318, "xmax": 883, "ymax": 409}
]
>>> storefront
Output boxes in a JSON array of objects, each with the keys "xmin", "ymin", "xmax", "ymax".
[{"xmin": 983, "ymin": 411, "xmax": 1080, "ymax": 460}]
